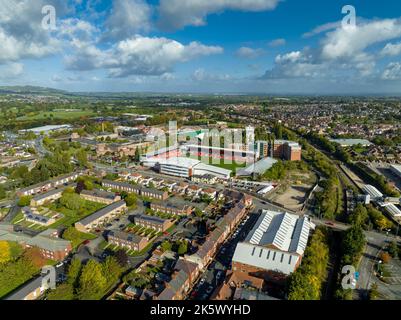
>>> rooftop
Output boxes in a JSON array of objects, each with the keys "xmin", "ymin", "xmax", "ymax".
[
  {"xmin": 77, "ymin": 200, "xmax": 126, "ymax": 226},
  {"xmin": 246, "ymin": 210, "xmax": 313, "ymax": 255}
]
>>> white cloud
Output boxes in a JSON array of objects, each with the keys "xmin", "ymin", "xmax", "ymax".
[
  {"xmin": 191, "ymin": 68, "xmax": 231, "ymax": 81},
  {"xmin": 320, "ymin": 18, "xmax": 401, "ymax": 61},
  {"xmin": 275, "ymin": 51, "xmax": 303, "ymax": 64},
  {"xmin": 58, "ymin": 18, "xmax": 99, "ymax": 41},
  {"xmin": 236, "ymin": 47, "xmax": 265, "ymax": 59},
  {"xmin": 302, "ymin": 22, "xmax": 340, "ymax": 38},
  {"xmin": 381, "ymin": 42, "xmax": 401, "ymax": 57},
  {"xmin": 158, "ymin": 0, "xmax": 281, "ymax": 30},
  {"xmin": 382, "ymin": 62, "xmax": 401, "ymax": 80},
  {"xmin": 268, "ymin": 38, "xmax": 286, "ymax": 47},
  {"xmin": 103, "ymin": 0, "xmax": 152, "ymax": 41},
  {"xmin": 0, "ymin": 63, "xmax": 24, "ymax": 79},
  {"xmin": 65, "ymin": 36, "xmax": 223, "ymax": 77},
  {"xmin": 0, "ymin": 0, "xmax": 72, "ymax": 64},
  {"xmin": 263, "ymin": 17, "xmax": 401, "ymax": 81}
]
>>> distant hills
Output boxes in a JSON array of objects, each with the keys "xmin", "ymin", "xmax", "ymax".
[{"xmin": 0, "ymin": 86, "xmax": 68, "ymax": 95}]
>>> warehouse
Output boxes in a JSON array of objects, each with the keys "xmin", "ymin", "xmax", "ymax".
[{"xmin": 232, "ymin": 210, "xmax": 315, "ymax": 276}]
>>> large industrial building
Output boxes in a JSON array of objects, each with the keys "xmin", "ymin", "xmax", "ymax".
[
  {"xmin": 232, "ymin": 210, "xmax": 315, "ymax": 277},
  {"xmin": 19, "ymin": 125, "xmax": 72, "ymax": 135},
  {"xmin": 146, "ymin": 157, "xmax": 232, "ymax": 180},
  {"xmin": 362, "ymin": 185, "xmax": 384, "ymax": 201}
]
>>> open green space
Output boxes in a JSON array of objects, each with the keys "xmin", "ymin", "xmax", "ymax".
[
  {"xmin": 45, "ymin": 199, "xmax": 105, "ymax": 229},
  {"xmin": 17, "ymin": 110, "xmax": 95, "ymax": 121}
]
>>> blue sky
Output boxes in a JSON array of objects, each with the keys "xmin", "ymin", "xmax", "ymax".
[{"xmin": 1, "ymin": 0, "xmax": 401, "ymax": 94}]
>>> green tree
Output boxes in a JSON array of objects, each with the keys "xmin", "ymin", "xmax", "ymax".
[
  {"xmin": 66, "ymin": 258, "xmax": 82, "ymax": 291},
  {"xmin": 78, "ymin": 260, "xmax": 107, "ymax": 300},
  {"xmin": 348, "ymin": 204, "xmax": 369, "ymax": 228},
  {"xmin": 124, "ymin": 193, "xmax": 137, "ymax": 207},
  {"xmin": 102, "ymin": 256, "xmax": 122, "ymax": 284},
  {"xmin": 59, "ymin": 193, "xmax": 82, "ymax": 211},
  {"xmin": 0, "ymin": 241, "xmax": 11, "ymax": 264},
  {"xmin": 177, "ymin": 241, "xmax": 188, "ymax": 255},
  {"xmin": 18, "ymin": 195, "xmax": 31, "ymax": 207},
  {"xmin": 341, "ymin": 225, "xmax": 366, "ymax": 265},
  {"xmin": 47, "ymin": 283, "xmax": 75, "ymax": 300},
  {"xmin": 76, "ymin": 149, "xmax": 88, "ymax": 167},
  {"xmin": 161, "ymin": 240, "xmax": 172, "ymax": 252},
  {"xmin": 0, "ymin": 185, "xmax": 6, "ymax": 200}
]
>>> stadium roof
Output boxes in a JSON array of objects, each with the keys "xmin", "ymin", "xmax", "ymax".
[{"xmin": 237, "ymin": 157, "xmax": 278, "ymax": 176}]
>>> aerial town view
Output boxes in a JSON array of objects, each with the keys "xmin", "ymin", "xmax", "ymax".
[{"xmin": 0, "ymin": 0, "xmax": 401, "ymax": 312}]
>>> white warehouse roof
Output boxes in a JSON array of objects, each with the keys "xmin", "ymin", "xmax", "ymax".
[
  {"xmin": 232, "ymin": 210, "xmax": 315, "ymax": 275},
  {"xmin": 385, "ymin": 203, "xmax": 401, "ymax": 218},
  {"xmin": 19, "ymin": 125, "xmax": 72, "ymax": 134},
  {"xmin": 362, "ymin": 185, "xmax": 383, "ymax": 199}
]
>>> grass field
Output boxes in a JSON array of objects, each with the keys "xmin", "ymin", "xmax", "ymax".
[
  {"xmin": 46, "ymin": 200, "xmax": 105, "ymax": 229},
  {"xmin": 17, "ymin": 110, "xmax": 95, "ymax": 121}
]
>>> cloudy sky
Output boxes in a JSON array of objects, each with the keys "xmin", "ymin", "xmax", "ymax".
[{"xmin": 1, "ymin": 0, "xmax": 401, "ymax": 94}]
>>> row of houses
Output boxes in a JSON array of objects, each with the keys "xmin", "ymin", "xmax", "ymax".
[
  {"xmin": 16, "ymin": 171, "xmax": 86, "ymax": 197},
  {"xmin": 102, "ymin": 180, "xmax": 168, "ymax": 200},
  {"xmin": 30, "ymin": 188, "xmax": 65, "ymax": 207},
  {"xmin": 80, "ymin": 189, "xmax": 121, "ymax": 204},
  {"xmin": 75, "ymin": 200, "xmax": 127, "ymax": 232},
  {"xmin": 120, "ymin": 172, "xmax": 219, "ymax": 200},
  {"xmin": 156, "ymin": 190, "xmax": 253, "ymax": 300},
  {"xmin": 150, "ymin": 202, "xmax": 193, "ymax": 216},
  {"xmin": 134, "ymin": 214, "xmax": 174, "ymax": 232},
  {"xmin": 107, "ymin": 230, "xmax": 150, "ymax": 252}
]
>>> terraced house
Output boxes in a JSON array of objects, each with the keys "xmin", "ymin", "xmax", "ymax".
[
  {"xmin": 150, "ymin": 202, "xmax": 193, "ymax": 216},
  {"xmin": 17, "ymin": 171, "xmax": 85, "ymax": 197},
  {"xmin": 80, "ymin": 189, "xmax": 121, "ymax": 204},
  {"xmin": 74, "ymin": 200, "xmax": 127, "ymax": 232},
  {"xmin": 30, "ymin": 188, "xmax": 64, "ymax": 206},
  {"xmin": 134, "ymin": 214, "xmax": 174, "ymax": 232},
  {"xmin": 102, "ymin": 180, "xmax": 168, "ymax": 200},
  {"xmin": 107, "ymin": 230, "xmax": 149, "ymax": 251}
]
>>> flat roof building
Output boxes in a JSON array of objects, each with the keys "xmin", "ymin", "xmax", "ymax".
[
  {"xmin": 146, "ymin": 156, "xmax": 232, "ymax": 179},
  {"xmin": 19, "ymin": 125, "xmax": 72, "ymax": 135},
  {"xmin": 362, "ymin": 185, "xmax": 384, "ymax": 201}
]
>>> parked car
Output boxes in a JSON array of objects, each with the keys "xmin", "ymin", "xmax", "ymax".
[
  {"xmin": 83, "ymin": 240, "xmax": 91, "ymax": 245},
  {"xmin": 199, "ymin": 278, "xmax": 206, "ymax": 285}
]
